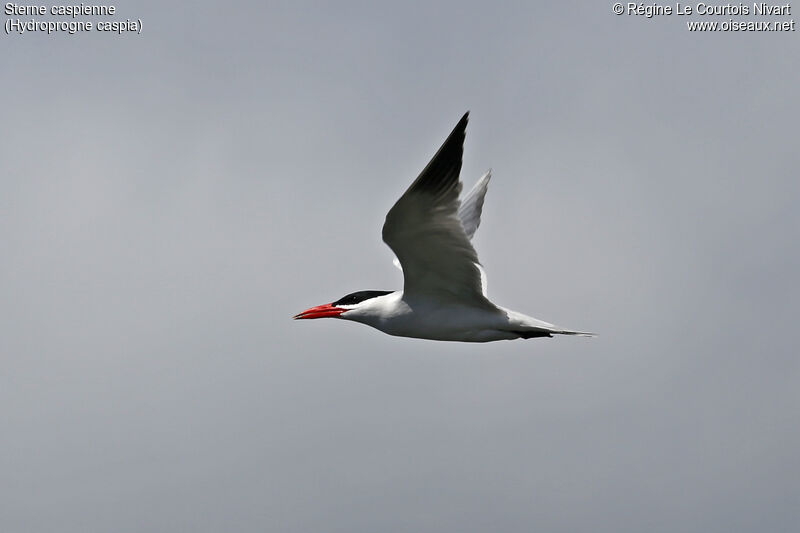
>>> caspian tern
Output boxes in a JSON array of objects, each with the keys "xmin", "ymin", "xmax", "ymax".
[{"xmin": 295, "ymin": 112, "xmax": 592, "ymax": 342}]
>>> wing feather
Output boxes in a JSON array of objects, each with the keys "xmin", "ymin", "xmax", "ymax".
[
  {"xmin": 458, "ymin": 170, "xmax": 491, "ymax": 240},
  {"xmin": 382, "ymin": 113, "xmax": 494, "ymax": 307}
]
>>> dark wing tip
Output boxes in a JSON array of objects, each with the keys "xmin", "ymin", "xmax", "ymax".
[
  {"xmin": 451, "ymin": 112, "xmax": 469, "ymax": 143},
  {"xmin": 406, "ymin": 112, "xmax": 470, "ymax": 197},
  {"xmin": 432, "ymin": 111, "xmax": 469, "ymax": 157}
]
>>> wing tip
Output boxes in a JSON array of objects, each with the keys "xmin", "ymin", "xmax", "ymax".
[{"xmin": 455, "ymin": 111, "xmax": 469, "ymax": 135}]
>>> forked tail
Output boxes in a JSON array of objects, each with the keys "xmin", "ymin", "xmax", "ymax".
[
  {"xmin": 553, "ymin": 329, "xmax": 595, "ymax": 337},
  {"xmin": 502, "ymin": 309, "xmax": 594, "ymax": 340},
  {"xmin": 513, "ymin": 328, "xmax": 595, "ymax": 339}
]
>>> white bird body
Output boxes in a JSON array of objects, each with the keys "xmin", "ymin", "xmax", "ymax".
[
  {"xmin": 339, "ymin": 291, "xmax": 566, "ymax": 342},
  {"xmin": 295, "ymin": 112, "xmax": 592, "ymax": 343}
]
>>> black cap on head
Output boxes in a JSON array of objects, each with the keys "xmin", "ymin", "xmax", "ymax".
[{"xmin": 333, "ymin": 290, "xmax": 392, "ymax": 307}]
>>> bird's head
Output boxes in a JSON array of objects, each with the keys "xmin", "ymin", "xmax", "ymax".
[{"xmin": 293, "ymin": 290, "xmax": 394, "ymax": 321}]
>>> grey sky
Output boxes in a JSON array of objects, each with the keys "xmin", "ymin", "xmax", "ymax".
[{"xmin": 2, "ymin": 1, "xmax": 798, "ymax": 532}]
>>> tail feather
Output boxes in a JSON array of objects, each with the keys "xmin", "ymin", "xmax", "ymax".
[
  {"xmin": 502, "ymin": 309, "xmax": 594, "ymax": 340},
  {"xmin": 553, "ymin": 329, "xmax": 595, "ymax": 337},
  {"xmin": 512, "ymin": 328, "xmax": 595, "ymax": 339}
]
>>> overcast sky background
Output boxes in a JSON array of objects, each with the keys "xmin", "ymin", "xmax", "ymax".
[{"xmin": 2, "ymin": 1, "xmax": 799, "ymax": 532}]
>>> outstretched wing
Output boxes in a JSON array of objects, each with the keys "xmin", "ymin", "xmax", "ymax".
[
  {"xmin": 382, "ymin": 113, "xmax": 494, "ymax": 307},
  {"xmin": 458, "ymin": 170, "xmax": 491, "ymax": 240},
  {"xmin": 392, "ymin": 169, "xmax": 492, "ymax": 276}
]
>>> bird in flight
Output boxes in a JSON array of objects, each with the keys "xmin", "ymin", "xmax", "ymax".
[{"xmin": 295, "ymin": 112, "xmax": 592, "ymax": 342}]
